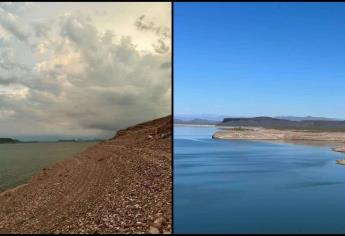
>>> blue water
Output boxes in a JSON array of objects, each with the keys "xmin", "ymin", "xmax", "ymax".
[{"xmin": 174, "ymin": 126, "xmax": 345, "ymax": 234}]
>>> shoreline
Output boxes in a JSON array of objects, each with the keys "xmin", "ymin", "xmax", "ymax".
[
  {"xmin": 212, "ymin": 127, "xmax": 345, "ymax": 162},
  {"xmin": 0, "ymin": 184, "xmax": 28, "ymax": 197}
]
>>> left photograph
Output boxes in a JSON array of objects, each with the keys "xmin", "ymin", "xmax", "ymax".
[{"xmin": 0, "ymin": 2, "xmax": 171, "ymax": 234}]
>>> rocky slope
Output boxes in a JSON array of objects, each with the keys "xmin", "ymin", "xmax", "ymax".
[{"xmin": 0, "ymin": 116, "xmax": 172, "ymax": 234}]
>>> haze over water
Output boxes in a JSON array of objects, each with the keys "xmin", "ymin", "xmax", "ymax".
[{"xmin": 174, "ymin": 126, "xmax": 345, "ymax": 233}]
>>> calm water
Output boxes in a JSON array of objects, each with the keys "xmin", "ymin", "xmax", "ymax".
[
  {"xmin": 174, "ymin": 126, "xmax": 345, "ymax": 234},
  {"xmin": 0, "ymin": 142, "xmax": 97, "ymax": 192}
]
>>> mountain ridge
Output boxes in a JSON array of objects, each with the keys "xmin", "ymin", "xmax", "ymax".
[{"xmin": 220, "ymin": 116, "xmax": 345, "ymax": 131}]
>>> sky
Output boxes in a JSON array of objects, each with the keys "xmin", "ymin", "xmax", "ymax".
[
  {"xmin": 0, "ymin": 2, "xmax": 171, "ymax": 140},
  {"xmin": 174, "ymin": 2, "xmax": 345, "ymax": 120}
]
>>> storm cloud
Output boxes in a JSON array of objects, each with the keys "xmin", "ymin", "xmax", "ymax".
[{"xmin": 0, "ymin": 3, "xmax": 171, "ymax": 139}]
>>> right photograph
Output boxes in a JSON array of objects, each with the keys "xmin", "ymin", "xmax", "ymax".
[{"xmin": 174, "ymin": 2, "xmax": 345, "ymax": 234}]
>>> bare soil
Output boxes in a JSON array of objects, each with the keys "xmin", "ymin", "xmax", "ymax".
[{"xmin": 0, "ymin": 116, "xmax": 172, "ymax": 234}]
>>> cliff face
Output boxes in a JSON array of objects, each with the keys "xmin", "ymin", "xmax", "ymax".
[
  {"xmin": 221, "ymin": 117, "xmax": 345, "ymax": 131},
  {"xmin": 0, "ymin": 116, "xmax": 172, "ymax": 234}
]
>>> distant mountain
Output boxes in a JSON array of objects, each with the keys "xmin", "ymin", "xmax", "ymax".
[
  {"xmin": 275, "ymin": 116, "xmax": 342, "ymax": 122},
  {"xmin": 174, "ymin": 114, "xmax": 223, "ymax": 121},
  {"xmin": 0, "ymin": 138, "xmax": 20, "ymax": 144},
  {"xmin": 220, "ymin": 116, "xmax": 345, "ymax": 131},
  {"xmin": 176, "ymin": 114, "xmax": 343, "ymax": 122},
  {"xmin": 58, "ymin": 139, "xmax": 77, "ymax": 142},
  {"xmin": 174, "ymin": 118, "xmax": 218, "ymax": 125}
]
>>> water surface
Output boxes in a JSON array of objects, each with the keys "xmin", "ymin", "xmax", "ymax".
[
  {"xmin": 174, "ymin": 126, "xmax": 345, "ymax": 233},
  {"xmin": 0, "ymin": 142, "xmax": 97, "ymax": 192}
]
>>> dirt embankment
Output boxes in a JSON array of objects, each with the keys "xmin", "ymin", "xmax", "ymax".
[{"xmin": 0, "ymin": 116, "xmax": 172, "ymax": 234}]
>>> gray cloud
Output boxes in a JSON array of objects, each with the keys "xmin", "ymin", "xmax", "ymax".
[
  {"xmin": 160, "ymin": 62, "xmax": 171, "ymax": 70},
  {"xmin": 32, "ymin": 21, "xmax": 51, "ymax": 38},
  {"xmin": 0, "ymin": 8, "xmax": 30, "ymax": 42},
  {"xmin": 0, "ymin": 2, "xmax": 29, "ymax": 13},
  {"xmin": 153, "ymin": 39, "xmax": 170, "ymax": 54},
  {"xmin": 135, "ymin": 15, "xmax": 170, "ymax": 39},
  {"xmin": 135, "ymin": 15, "xmax": 171, "ymax": 55},
  {"xmin": 0, "ymin": 8, "xmax": 171, "ymax": 139}
]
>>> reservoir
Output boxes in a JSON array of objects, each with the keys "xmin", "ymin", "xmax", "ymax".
[
  {"xmin": 0, "ymin": 142, "xmax": 98, "ymax": 192},
  {"xmin": 174, "ymin": 126, "xmax": 345, "ymax": 233}
]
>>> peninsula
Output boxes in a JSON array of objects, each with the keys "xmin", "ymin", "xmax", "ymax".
[{"xmin": 212, "ymin": 117, "xmax": 345, "ymax": 159}]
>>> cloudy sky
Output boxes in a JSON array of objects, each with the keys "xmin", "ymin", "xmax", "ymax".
[{"xmin": 0, "ymin": 2, "xmax": 171, "ymax": 140}]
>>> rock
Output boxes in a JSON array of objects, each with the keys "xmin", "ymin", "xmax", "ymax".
[
  {"xmin": 334, "ymin": 146, "xmax": 345, "ymax": 153},
  {"xmin": 155, "ymin": 212, "xmax": 163, "ymax": 217},
  {"xmin": 153, "ymin": 216, "xmax": 165, "ymax": 228},
  {"xmin": 336, "ymin": 159, "xmax": 345, "ymax": 165},
  {"xmin": 147, "ymin": 135, "xmax": 153, "ymax": 140},
  {"xmin": 149, "ymin": 226, "xmax": 160, "ymax": 234}
]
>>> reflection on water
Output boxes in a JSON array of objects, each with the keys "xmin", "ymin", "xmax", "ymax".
[
  {"xmin": 0, "ymin": 142, "xmax": 97, "ymax": 192},
  {"xmin": 174, "ymin": 126, "xmax": 345, "ymax": 233}
]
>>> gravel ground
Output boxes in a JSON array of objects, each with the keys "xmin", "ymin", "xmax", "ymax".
[{"xmin": 0, "ymin": 116, "xmax": 172, "ymax": 234}]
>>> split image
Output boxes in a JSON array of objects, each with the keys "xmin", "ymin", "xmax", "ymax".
[{"xmin": 2, "ymin": 1, "xmax": 345, "ymax": 235}]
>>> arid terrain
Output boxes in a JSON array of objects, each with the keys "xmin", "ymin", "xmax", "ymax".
[
  {"xmin": 0, "ymin": 116, "xmax": 172, "ymax": 234},
  {"xmin": 213, "ymin": 127, "xmax": 345, "ymax": 155}
]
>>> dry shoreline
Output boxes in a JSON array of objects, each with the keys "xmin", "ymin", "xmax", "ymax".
[
  {"xmin": 212, "ymin": 127, "xmax": 345, "ymax": 160},
  {"xmin": 0, "ymin": 184, "xmax": 27, "ymax": 198}
]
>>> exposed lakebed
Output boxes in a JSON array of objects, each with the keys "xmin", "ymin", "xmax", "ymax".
[{"xmin": 174, "ymin": 126, "xmax": 345, "ymax": 233}]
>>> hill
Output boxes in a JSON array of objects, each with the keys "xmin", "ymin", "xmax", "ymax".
[
  {"xmin": 220, "ymin": 117, "xmax": 345, "ymax": 131},
  {"xmin": 275, "ymin": 116, "xmax": 341, "ymax": 121},
  {"xmin": 174, "ymin": 118, "xmax": 218, "ymax": 125},
  {"xmin": 0, "ymin": 138, "xmax": 20, "ymax": 144}
]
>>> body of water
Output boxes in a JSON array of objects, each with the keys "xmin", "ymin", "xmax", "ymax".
[
  {"xmin": 174, "ymin": 126, "xmax": 345, "ymax": 233},
  {"xmin": 0, "ymin": 142, "xmax": 97, "ymax": 192}
]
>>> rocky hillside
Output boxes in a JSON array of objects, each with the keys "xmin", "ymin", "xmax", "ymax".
[{"xmin": 0, "ymin": 116, "xmax": 172, "ymax": 234}]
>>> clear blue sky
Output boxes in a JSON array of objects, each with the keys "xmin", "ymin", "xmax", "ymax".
[{"xmin": 174, "ymin": 2, "xmax": 345, "ymax": 119}]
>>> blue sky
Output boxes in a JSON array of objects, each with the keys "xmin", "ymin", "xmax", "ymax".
[{"xmin": 174, "ymin": 2, "xmax": 345, "ymax": 119}]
